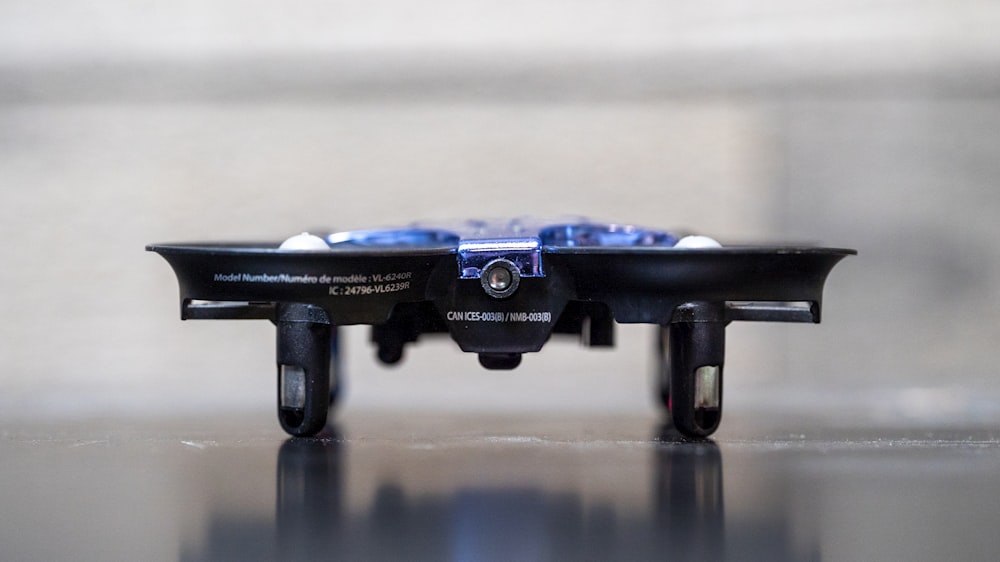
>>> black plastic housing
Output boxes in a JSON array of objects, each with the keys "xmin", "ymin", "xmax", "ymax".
[{"xmin": 149, "ymin": 239, "xmax": 853, "ymax": 438}]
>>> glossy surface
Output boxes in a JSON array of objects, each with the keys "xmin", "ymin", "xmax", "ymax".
[{"xmin": 2, "ymin": 412, "xmax": 999, "ymax": 561}]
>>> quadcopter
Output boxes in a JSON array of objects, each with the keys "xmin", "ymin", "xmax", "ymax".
[{"xmin": 149, "ymin": 219, "xmax": 853, "ymax": 438}]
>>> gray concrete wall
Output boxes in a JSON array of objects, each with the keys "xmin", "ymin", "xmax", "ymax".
[{"xmin": 1, "ymin": 1, "xmax": 998, "ymax": 422}]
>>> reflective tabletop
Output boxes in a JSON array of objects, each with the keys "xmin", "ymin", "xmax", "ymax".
[{"xmin": 2, "ymin": 411, "xmax": 999, "ymax": 561}]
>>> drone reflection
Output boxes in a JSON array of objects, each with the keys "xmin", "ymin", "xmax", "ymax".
[{"xmin": 182, "ymin": 423, "xmax": 811, "ymax": 561}]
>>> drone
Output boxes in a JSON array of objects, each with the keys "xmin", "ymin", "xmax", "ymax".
[{"xmin": 149, "ymin": 219, "xmax": 853, "ymax": 438}]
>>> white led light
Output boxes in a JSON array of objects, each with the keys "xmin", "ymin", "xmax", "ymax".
[
  {"xmin": 674, "ymin": 235, "xmax": 722, "ymax": 249},
  {"xmin": 278, "ymin": 232, "xmax": 331, "ymax": 251}
]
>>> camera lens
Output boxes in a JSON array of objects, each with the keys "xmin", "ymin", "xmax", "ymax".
[{"xmin": 480, "ymin": 259, "xmax": 520, "ymax": 298}]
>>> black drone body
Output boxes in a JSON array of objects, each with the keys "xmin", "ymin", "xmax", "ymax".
[{"xmin": 149, "ymin": 220, "xmax": 853, "ymax": 438}]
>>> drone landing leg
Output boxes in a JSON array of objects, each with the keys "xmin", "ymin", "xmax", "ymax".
[
  {"xmin": 668, "ymin": 319, "xmax": 726, "ymax": 438},
  {"xmin": 276, "ymin": 303, "xmax": 332, "ymax": 437}
]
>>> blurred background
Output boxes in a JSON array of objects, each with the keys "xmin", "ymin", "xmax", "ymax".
[{"xmin": 1, "ymin": 0, "xmax": 999, "ymax": 424}]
